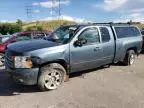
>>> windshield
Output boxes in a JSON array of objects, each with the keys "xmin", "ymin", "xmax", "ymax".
[{"xmin": 47, "ymin": 26, "xmax": 78, "ymax": 43}]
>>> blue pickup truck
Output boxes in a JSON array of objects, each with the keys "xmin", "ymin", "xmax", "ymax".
[{"xmin": 5, "ymin": 23, "xmax": 142, "ymax": 91}]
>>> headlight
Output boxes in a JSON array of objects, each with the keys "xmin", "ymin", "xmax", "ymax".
[{"xmin": 14, "ymin": 56, "xmax": 33, "ymax": 68}]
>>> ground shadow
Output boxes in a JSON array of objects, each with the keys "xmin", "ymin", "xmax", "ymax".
[
  {"xmin": 0, "ymin": 61, "xmax": 131, "ymax": 96},
  {"xmin": 0, "ymin": 66, "xmax": 107, "ymax": 96},
  {"xmin": 69, "ymin": 66, "xmax": 106, "ymax": 78},
  {"xmin": 112, "ymin": 62, "xmax": 126, "ymax": 66},
  {"xmin": 141, "ymin": 50, "xmax": 144, "ymax": 54},
  {"xmin": 0, "ymin": 71, "xmax": 40, "ymax": 96}
]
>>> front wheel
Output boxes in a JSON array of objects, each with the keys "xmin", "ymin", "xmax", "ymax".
[
  {"xmin": 123, "ymin": 50, "xmax": 135, "ymax": 66},
  {"xmin": 38, "ymin": 63, "xmax": 66, "ymax": 91},
  {"xmin": 0, "ymin": 53, "xmax": 4, "ymax": 66}
]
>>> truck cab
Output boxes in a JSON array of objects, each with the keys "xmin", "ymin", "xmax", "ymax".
[{"xmin": 5, "ymin": 23, "xmax": 142, "ymax": 91}]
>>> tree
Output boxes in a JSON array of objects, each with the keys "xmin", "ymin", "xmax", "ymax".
[
  {"xmin": 16, "ymin": 19, "xmax": 23, "ymax": 26},
  {"xmin": 0, "ymin": 23, "xmax": 22, "ymax": 35}
]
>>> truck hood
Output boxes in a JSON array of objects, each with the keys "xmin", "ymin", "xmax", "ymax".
[{"xmin": 7, "ymin": 39, "xmax": 61, "ymax": 53}]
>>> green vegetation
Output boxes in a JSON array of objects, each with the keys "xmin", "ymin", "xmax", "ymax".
[
  {"xmin": 23, "ymin": 20, "xmax": 144, "ymax": 31},
  {"xmin": 0, "ymin": 19, "xmax": 144, "ymax": 35},
  {"xmin": 136, "ymin": 24, "xmax": 144, "ymax": 30},
  {"xmin": 0, "ymin": 20, "xmax": 75, "ymax": 35},
  {"xmin": 0, "ymin": 19, "xmax": 23, "ymax": 35},
  {"xmin": 0, "ymin": 23, "xmax": 22, "ymax": 35},
  {"xmin": 23, "ymin": 20, "xmax": 76, "ymax": 31}
]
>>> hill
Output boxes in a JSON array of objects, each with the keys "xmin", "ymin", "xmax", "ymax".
[
  {"xmin": 1, "ymin": 20, "xmax": 144, "ymax": 35},
  {"xmin": 23, "ymin": 20, "xmax": 76, "ymax": 31}
]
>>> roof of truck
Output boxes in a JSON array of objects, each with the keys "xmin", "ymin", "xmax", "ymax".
[{"xmin": 61, "ymin": 23, "xmax": 135, "ymax": 28}]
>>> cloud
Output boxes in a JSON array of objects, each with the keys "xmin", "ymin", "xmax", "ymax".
[
  {"xmin": 0, "ymin": 20, "xmax": 8, "ymax": 23},
  {"xmin": 123, "ymin": 0, "xmax": 144, "ymax": 12},
  {"xmin": 129, "ymin": 13, "xmax": 141, "ymax": 18},
  {"xmin": 114, "ymin": 13, "xmax": 144, "ymax": 23},
  {"xmin": 33, "ymin": 0, "xmax": 70, "ymax": 8},
  {"xmin": 104, "ymin": 0, "xmax": 127, "ymax": 11},
  {"xmin": 92, "ymin": 0, "xmax": 144, "ymax": 23},
  {"xmin": 34, "ymin": 9, "xmax": 40, "ymax": 13},
  {"xmin": 94, "ymin": 0, "xmax": 144, "ymax": 12},
  {"xmin": 93, "ymin": 0, "xmax": 127, "ymax": 11},
  {"xmin": 60, "ymin": 15, "xmax": 74, "ymax": 21},
  {"xmin": 32, "ymin": 2, "xmax": 39, "ymax": 6},
  {"xmin": 40, "ymin": 15, "xmax": 85, "ymax": 23},
  {"xmin": 0, "ymin": 20, "xmax": 16, "ymax": 23}
]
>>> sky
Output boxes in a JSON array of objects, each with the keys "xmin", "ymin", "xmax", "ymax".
[{"xmin": 0, "ymin": 0, "xmax": 144, "ymax": 23}]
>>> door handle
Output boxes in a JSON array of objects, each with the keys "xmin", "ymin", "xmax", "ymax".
[{"xmin": 94, "ymin": 47, "xmax": 101, "ymax": 51}]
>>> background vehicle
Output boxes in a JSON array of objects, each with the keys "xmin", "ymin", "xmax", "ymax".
[
  {"xmin": 0, "ymin": 30, "xmax": 51, "ymax": 66},
  {"xmin": 0, "ymin": 35, "xmax": 11, "ymax": 43},
  {"xmin": 5, "ymin": 23, "xmax": 142, "ymax": 91}
]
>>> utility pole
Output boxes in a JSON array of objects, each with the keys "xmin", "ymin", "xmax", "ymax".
[
  {"xmin": 50, "ymin": 0, "xmax": 61, "ymax": 19},
  {"xmin": 25, "ymin": 5, "xmax": 33, "ymax": 22},
  {"xmin": 58, "ymin": 0, "xmax": 61, "ymax": 19}
]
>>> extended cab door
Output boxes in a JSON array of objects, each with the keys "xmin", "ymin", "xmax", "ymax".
[{"xmin": 70, "ymin": 27, "xmax": 103, "ymax": 72}]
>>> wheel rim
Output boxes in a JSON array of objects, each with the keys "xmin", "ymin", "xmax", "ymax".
[
  {"xmin": 44, "ymin": 70, "xmax": 62, "ymax": 90},
  {"xmin": 130, "ymin": 54, "xmax": 135, "ymax": 65},
  {"xmin": 0, "ymin": 55, "xmax": 4, "ymax": 66}
]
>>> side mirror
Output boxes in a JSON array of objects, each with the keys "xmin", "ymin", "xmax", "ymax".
[{"xmin": 74, "ymin": 39, "xmax": 87, "ymax": 47}]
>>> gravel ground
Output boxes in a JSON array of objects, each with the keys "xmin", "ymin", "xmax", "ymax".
[{"xmin": 0, "ymin": 54, "xmax": 144, "ymax": 108}]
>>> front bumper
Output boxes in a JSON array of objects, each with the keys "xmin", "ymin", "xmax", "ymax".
[{"xmin": 5, "ymin": 68, "xmax": 39, "ymax": 85}]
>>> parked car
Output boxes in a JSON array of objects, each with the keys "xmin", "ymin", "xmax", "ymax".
[
  {"xmin": 5, "ymin": 23, "xmax": 142, "ymax": 91},
  {"xmin": 0, "ymin": 30, "xmax": 51, "ymax": 66},
  {"xmin": 0, "ymin": 35, "xmax": 11, "ymax": 43}
]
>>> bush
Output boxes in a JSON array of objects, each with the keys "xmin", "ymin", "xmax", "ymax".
[
  {"xmin": 26, "ymin": 25, "xmax": 43, "ymax": 31},
  {"xmin": 0, "ymin": 23, "xmax": 22, "ymax": 35},
  {"xmin": 23, "ymin": 20, "xmax": 76, "ymax": 31}
]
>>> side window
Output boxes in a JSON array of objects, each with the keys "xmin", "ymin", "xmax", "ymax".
[
  {"xmin": 79, "ymin": 28, "xmax": 100, "ymax": 44},
  {"xmin": 100, "ymin": 27, "xmax": 110, "ymax": 42},
  {"xmin": 16, "ymin": 33, "xmax": 31, "ymax": 41},
  {"xmin": 33, "ymin": 33, "xmax": 45, "ymax": 39},
  {"xmin": 115, "ymin": 27, "xmax": 141, "ymax": 38}
]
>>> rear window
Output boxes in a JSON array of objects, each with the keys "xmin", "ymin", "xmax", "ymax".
[
  {"xmin": 16, "ymin": 33, "xmax": 31, "ymax": 41},
  {"xmin": 115, "ymin": 26, "xmax": 140, "ymax": 38},
  {"xmin": 32, "ymin": 33, "xmax": 45, "ymax": 39}
]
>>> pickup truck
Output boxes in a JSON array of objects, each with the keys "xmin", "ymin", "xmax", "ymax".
[{"xmin": 5, "ymin": 23, "xmax": 142, "ymax": 91}]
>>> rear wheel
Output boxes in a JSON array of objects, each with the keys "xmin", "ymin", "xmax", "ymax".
[
  {"xmin": 38, "ymin": 63, "xmax": 66, "ymax": 91},
  {"xmin": 123, "ymin": 50, "xmax": 135, "ymax": 66}
]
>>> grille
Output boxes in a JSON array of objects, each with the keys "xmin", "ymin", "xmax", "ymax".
[{"xmin": 5, "ymin": 51, "xmax": 14, "ymax": 69}]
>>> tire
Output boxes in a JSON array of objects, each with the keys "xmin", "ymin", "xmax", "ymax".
[
  {"xmin": 123, "ymin": 50, "xmax": 135, "ymax": 66},
  {"xmin": 38, "ymin": 63, "xmax": 66, "ymax": 91}
]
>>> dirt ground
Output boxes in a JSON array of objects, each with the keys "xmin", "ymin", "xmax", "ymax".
[{"xmin": 0, "ymin": 53, "xmax": 144, "ymax": 108}]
